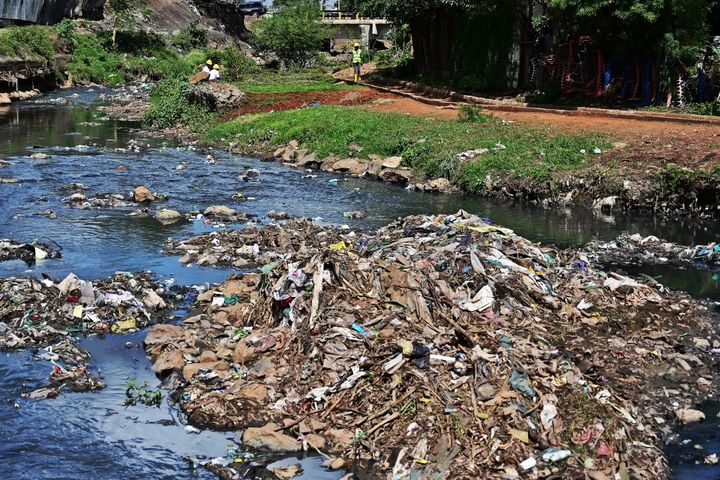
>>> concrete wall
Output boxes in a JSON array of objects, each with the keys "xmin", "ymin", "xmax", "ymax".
[{"xmin": 0, "ymin": 0, "xmax": 103, "ymax": 24}]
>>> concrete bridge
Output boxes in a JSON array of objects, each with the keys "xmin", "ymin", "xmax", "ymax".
[{"xmin": 321, "ymin": 10, "xmax": 393, "ymax": 49}]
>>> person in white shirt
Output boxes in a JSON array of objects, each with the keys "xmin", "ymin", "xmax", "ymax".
[
  {"xmin": 202, "ymin": 59, "xmax": 212, "ymax": 73},
  {"xmin": 209, "ymin": 64, "xmax": 221, "ymax": 81}
]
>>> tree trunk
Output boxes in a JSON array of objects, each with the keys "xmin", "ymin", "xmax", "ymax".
[{"xmin": 409, "ymin": 9, "xmax": 455, "ymax": 79}]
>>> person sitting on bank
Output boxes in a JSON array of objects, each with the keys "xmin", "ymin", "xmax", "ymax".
[
  {"xmin": 202, "ymin": 59, "xmax": 213, "ymax": 73},
  {"xmin": 352, "ymin": 42, "xmax": 362, "ymax": 83},
  {"xmin": 209, "ymin": 64, "xmax": 221, "ymax": 81}
]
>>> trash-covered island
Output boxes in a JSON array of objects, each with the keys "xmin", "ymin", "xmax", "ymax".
[{"xmin": 146, "ymin": 211, "xmax": 717, "ymax": 479}]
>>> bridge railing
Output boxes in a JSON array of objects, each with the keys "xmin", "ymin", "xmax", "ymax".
[{"xmin": 321, "ymin": 9, "xmax": 361, "ymax": 20}]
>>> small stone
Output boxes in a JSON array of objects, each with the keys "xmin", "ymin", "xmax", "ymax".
[
  {"xmin": 204, "ymin": 205, "xmax": 237, "ymax": 217},
  {"xmin": 30, "ymin": 152, "xmax": 50, "ymax": 160},
  {"xmin": 155, "ymin": 208, "xmax": 182, "ymax": 223},
  {"xmin": 268, "ymin": 210, "xmax": 290, "ymax": 220},
  {"xmin": 693, "ymin": 338, "xmax": 710, "ymax": 349},
  {"xmin": 270, "ymin": 464, "xmax": 302, "ymax": 479}
]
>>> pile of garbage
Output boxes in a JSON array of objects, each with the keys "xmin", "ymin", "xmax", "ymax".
[
  {"xmin": 0, "ymin": 239, "xmax": 62, "ymax": 264},
  {"xmin": 146, "ymin": 212, "xmax": 717, "ymax": 479},
  {"xmin": 587, "ymin": 233, "xmax": 720, "ymax": 268}
]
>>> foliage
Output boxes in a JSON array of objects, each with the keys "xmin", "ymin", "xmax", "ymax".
[
  {"xmin": 254, "ymin": 1, "xmax": 328, "ymax": 68},
  {"xmin": 106, "ymin": 0, "xmax": 147, "ymax": 47},
  {"xmin": 171, "ymin": 20, "xmax": 208, "ymax": 52},
  {"xmin": 143, "ymin": 79, "xmax": 215, "ymax": 131},
  {"xmin": 54, "ymin": 19, "xmax": 76, "ymax": 42},
  {"xmin": 457, "ymin": 104, "xmax": 489, "ymax": 123},
  {"xmin": 0, "ymin": 26, "xmax": 57, "ymax": 66},
  {"xmin": 124, "ymin": 378, "xmax": 162, "ymax": 407},
  {"xmin": 204, "ymin": 105, "xmax": 606, "ymax": 182},
  {"xmin": 67, "ymin": 33, "xmax": 125, "ymax": 85},
  {"xmin": 210, "ymin": 46, "xmax": 260, "ymax": 80}
]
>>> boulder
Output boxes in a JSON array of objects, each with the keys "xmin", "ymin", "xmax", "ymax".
[
  {"xmin": 296, "ymin": 150, "xmax": 318, "ymax": 167},
  {"xmin": 0, "ymin": 93, "xmax": 10, "ymax": 105},
  {"xmin": 270, "ymin": 464, "xmax": 302, "ymax": 479},
  {"xmin": 133, "ymin": 186, "xmax": 155, "ymax": 203},
  {"xmin": 382, "ymin": 156, "xmax": 403, "ymax": 168},
  {"xmin": 416, "ymin": 178, "xmax": 453, "ymax": 193},
  {"xmin": 30, "ymin": 152, "xmax": 50, "ymax": 160},
  {"xmin": 155, "ymin": 209, "xmax": 182, "ymax": 222},
  {"xmin": 204, "ymin": 205, "xmax": 237, "ymax": 217},
  {"xmin": 242, "ymin": 422, "xmax": 300, "ymax": 452},
  {"xmin": 380, "ymin": 168, "xmax": 413, "ymax": 186},
  {"xmin": 267, "ymin": 210, "xmax": 290, "ymax": 220},
  {"xmin": 186, "ymin": 83, "xmax": 247, "ymax": 110},
  {"xmin": 182, "ymin": 360, "xmax": 230, "ymax": 381},
  {"xmin": 676, "ymin": 408, "xmax": 705, "ymax": 423},
  {"xmin": 332, "ymin": 158, "xmax": 368, "ymax": 175},
  {"xmin": 68, "ymin": 193, "xmax": 87, "ymax": 203},
  {"xmin": 145, "ymin": 324, "xmax": 184, "ymax": 346},
  {"xmin": 152, "ymin": 349, "xmax": 185, "ymax": 374}
]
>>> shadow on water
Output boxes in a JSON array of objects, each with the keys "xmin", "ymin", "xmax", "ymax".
[{"xmin": 1, "ymin": 87, "xmax": 719, "ymax": 479}]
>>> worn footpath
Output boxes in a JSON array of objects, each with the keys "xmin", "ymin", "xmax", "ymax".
[{"xmin": 146, "ymin": 211, "xmax": 718, "ymax": 479}]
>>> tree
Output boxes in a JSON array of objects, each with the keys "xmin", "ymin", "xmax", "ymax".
[
  {"xmin": 254, "ymin": 1, "xmax": 329, "ymax": 68},
  {"xmin": 349, "ymin": 0, "xmax": 476, "ymax": 77},
  {"xmin": 106, "ymin": 0, "xmax": 145, "ymax": 48}
]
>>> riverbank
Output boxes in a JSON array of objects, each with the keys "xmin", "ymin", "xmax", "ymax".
[
  {"xmin": 116, "ymin": 72, "xmax": 719, "ymax": 218},
  {"xmin": 145, "ymin": 212, "xmax": 720, "ymax": 479}
]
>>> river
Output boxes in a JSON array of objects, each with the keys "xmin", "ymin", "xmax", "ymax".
[{"xmin": 0, "ymin": 86, "xmax": 717, "ymax": 479}]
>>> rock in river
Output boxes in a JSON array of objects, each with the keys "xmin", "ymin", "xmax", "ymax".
[{"xmin": 133, "ymin": 186, "xmax": 155, "ymax": 203}]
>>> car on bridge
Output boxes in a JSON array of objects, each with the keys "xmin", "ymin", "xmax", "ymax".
[{"xmin": 238, "ymin": 1, "xmax": 267, "ymax": 16}]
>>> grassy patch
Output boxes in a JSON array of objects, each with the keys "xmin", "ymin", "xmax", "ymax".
[
  {"xmin": 204, "ymin": 105, "xmax": 607, "ymax": 183},
  {"xmin": 235, "ymin": 70, "xmax": 356, "ymax": 94},
  {"xmin": 0, "ymin": 26, "xmax": 57, "ymax": 65}
]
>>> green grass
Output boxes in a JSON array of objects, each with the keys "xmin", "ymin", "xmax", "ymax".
[
  {"xmin": 204, "ymin": 105, "xmax": 608, "ymax": 183},
  {"xmin": 0, "ymin": 26, "xmax": 57, "ymax": 65},
  {"xmin": 235, "ymin": 70, "xmax": 357, "ymax": 94}
]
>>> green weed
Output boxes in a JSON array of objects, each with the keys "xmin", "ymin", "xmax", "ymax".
[{"xmin": 143, "ymin": 78, "xmax": 216, "ymax": 131}]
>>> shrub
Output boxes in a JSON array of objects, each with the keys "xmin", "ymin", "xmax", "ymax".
[
  {"xmin": 458, "ymin": 104, "xmax": 489, "ymax": 123},
  {"xmin": 254, "ymin": 1, "xmax": 328, "ymax": 68},
  {"xmin": 143, "ymin": 78, "xmax": 214, "ymax": 130},
  {"xmin": 67, "ymin": 33, "xmax": 124, "ymax": 85},
  {"xmin": 171, "ymin": 21, "xmax": 208, "ymax": 52}
]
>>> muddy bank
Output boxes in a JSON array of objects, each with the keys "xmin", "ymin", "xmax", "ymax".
[{"xmin": 145, "ymin": 212, "xmax": 719, "ymax": 479}]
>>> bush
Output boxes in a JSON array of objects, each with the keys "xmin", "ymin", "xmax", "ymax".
[
  {"xmin": 212, "ymin": 46, "xmax": 259, "ymax": 80},
  {"xmin": 143, "ymin": 79, "xmax": 215, "ymax": 130},
  {"xmin": 254, "ymin": 2, "xmax": 328, "ymax": 68},
  {"xmin": 67, "ymin": 33, "xmax": 125, "ymax": 85},
  {"xmin": 171, "ymin": 21, "xmax": 208, "ymax": 52},
  {"xmin": 458, "ymin": 104, "xmax": 489, "ymax": 123},
  {"xmin": 0, "ymin": 26, "xmax": 56, "ymax": 66},
  {"xmin": 55, "ymin": 19, "xmax": 76, "ymax": 42}
]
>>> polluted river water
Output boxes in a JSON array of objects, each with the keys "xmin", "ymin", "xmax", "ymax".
[{"xmin": 0, "ymin": 86, "xmax": 718, "ymax": 479}]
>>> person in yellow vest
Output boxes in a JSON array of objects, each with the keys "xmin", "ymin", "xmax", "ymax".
[{"xmin": 352, "ymin": 42, "xmax": 362, "ymax": 82}]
